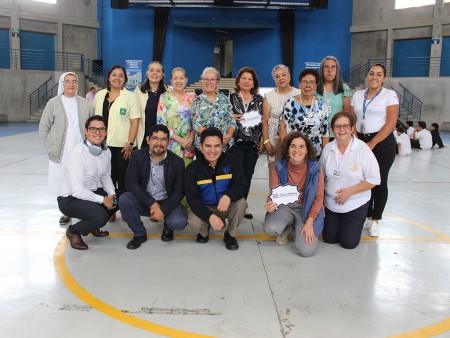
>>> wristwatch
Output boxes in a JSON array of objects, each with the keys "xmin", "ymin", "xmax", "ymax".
[{"xmin": 126, "ymin": 142, "xmax": 134, "ymax": 146}]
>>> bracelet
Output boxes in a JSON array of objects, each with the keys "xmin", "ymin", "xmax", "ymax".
[{"xmin": 263, "ymin": 139, "xmax": 270, "ymax": 145}]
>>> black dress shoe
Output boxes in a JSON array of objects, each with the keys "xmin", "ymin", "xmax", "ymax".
[
  {"xmin": 161, "ymin": 227, "xmax": 174, "ymax": 242},
  {"xmin": 91, "ymin": 229, "xmax": 109, "ymax": 237},
  {"xmin": 126, "ymin": 234, "xmax": 147, "ymax": 250},
  {"xmin": 66, "ymin": 228, "xmax": 88, "ymax": 250},
  {"xmin": 244, "ymin": 213, "xmax": 253, "ymax": 219},
  {"xmin": 196, "ymin": 233, "xmax": 209, "ymax": 243},
  {"xmin": 59, "ymin": 215, "xmax": 71, "ymax": 225},
  {"xmin": 223, "ymin": 231, "xmax": 239, "ymax": 250}
]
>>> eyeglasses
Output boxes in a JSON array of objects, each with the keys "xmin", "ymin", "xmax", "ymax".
[
  {"xmin": 323, "ymin": 65, "xmax": 337, "ymax": 71},
  {"xmin": 300, "ymin": 80, "xmax": 316, "ymax": 86},
  {"xmin": 332, "ymin": 124, "xmax": 351, "ymax": 130},
  {"xmin": 203, "ymin": 78, "xmax": 218, "ymax": 83},
  {"xmin": 88, "ymin": 127, "xmax": 107, "ymax": 133},
  {"xmin": 64, "ymin": 80, "xmax": 78, "ymax": 84},
  {"xmin": 150, "ymin": 136, "xmax": 169, "ymax": 142}
]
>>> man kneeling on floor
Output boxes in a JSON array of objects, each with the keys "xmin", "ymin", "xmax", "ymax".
[
  {"xmin": 58, "ymin": 115, "xmax": 117, "ymax": 250},
  {"xmin": 119, "ymin": 124, "xmax": 186, "ymax": 250},
  {"xmin": 185, "ymin": 127, "xmax": 247, "ymax": 250}
]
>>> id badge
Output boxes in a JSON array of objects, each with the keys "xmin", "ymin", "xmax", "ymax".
[
  {"xmin": 332, "ymin": 168, "xmax": 343, "ymax": 178},
  {"xmin": 305, "ymin": 118, "xmax": 315, "ymax": 126},
  {"xmin": 360, "ymin": 122, "xmax": 365, "ymax": 133},
  {"xmin": 326, "ymin": 105, "xmax": 332, "ymax": 115},
  {"xmin": 120, "ymin": 108, "xmax": 127, "ymax": 116}
]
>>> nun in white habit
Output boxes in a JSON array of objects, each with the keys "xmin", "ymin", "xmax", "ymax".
[{"xmin": 38, "ymin": 72, "xmax": 94, "ymax": 225}]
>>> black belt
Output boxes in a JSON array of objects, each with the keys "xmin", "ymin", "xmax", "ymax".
[{"xmin": 358, "ymin": 131, "xmax": 378, "ymax": 138}]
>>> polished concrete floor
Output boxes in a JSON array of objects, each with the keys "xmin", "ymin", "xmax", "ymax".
[{"xmin": 1, "ymin": 123, "xmax": 449, "ymax": 338}]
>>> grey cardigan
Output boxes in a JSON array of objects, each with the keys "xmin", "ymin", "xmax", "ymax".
[{"xmin": 39, "ymin": 95, "xmax": 94, "ymax": 163}]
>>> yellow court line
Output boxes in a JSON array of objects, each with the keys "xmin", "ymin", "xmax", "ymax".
[
  {"xmin": 53, "ymin": 237, "xmax": 215, "ymax": 338},
  {"xmin": 389, "ymin": 317, "xmax": 450, "ymax": 338}
]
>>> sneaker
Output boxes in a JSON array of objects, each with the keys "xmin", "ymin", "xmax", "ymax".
[
  {"xmin": 276, "ymin": 224, "xmax": 292, "ymax": 245},
  {"xmin": 59, "ymin": 215, "xmax": 71, "ymax": 225},
  {"xmin": 369, "ymin": 221, "xmax": 379, "ymax": 237},
  {"xmin": 363, "ymin": 218, "xmax": 371, "ymax": 229}
]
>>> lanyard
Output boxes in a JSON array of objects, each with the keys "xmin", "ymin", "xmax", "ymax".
[
  {"xmin": 299, "ymin": 96, "xmax": 316, "ymax": 117},
  {"xmin": 323, "ymin": 90, "xmax": 332, "ymax": 105},
  {"xmin": 362, "ymin": 88, "xmax": 382, "ymax": 121},
  {"xmin": 334, "ymin": 137, "xmax": 353, "ymax": 170},
  {"xmin": 239, "ymin": 93, "xmax": 252, "ymax": 112}
]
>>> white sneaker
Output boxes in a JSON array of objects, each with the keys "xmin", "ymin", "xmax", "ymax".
[
  {"xmin": 364, "ymin": 218, "xmax": 371, "ymax": 229},
  {"xmin": 276, "ymin": 224, "xmax": 292, "ymax": 245},
  {"xmin": 369, "ymin": 221, "xmax": 379, "ymax": 237}
]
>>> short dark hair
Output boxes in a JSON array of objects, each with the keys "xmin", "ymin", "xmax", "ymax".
[
  {"xmin": 418, "ymin": 121, "xmax": 427, "ymax": 129},
  {"xmin": 331, "ymin": 111, "xmax": 355, "ymax": 128},
  {"xmin": 280, "ymin": 132, "xmax": 316, "ymax": 160},
  {"xmin": 106, "ymin": 65, "xmax": 128, "ymax": 91},
  {"xmin": 200, "ymin": 127, "xmax": 223, "ymax": 145},
  {"xmin": 405, "ymin": 120, "xmax": 413, "ymax": 127},
  {"xmin": 234, "ymin": 67, "xmax": 259, "ymax": 95},
  {"xmin": 149, "ymin": 124, "xmax": 169, "ymax": 137},
  {"xmin": 85, "ymin": 115, "xmax": 106, "ymax": 129},
  {"xmin": 298, "ymin": 68, "xmax": 319, "ymax": 84},
  {"xmin": 397, "ymin": 126, "xmax": 405, "ymax": 133},
  {"xmin": 431, "ymin": 123, "xmax": 439, "ymax": 130}
]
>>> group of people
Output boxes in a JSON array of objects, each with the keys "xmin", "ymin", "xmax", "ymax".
[
  {"xmin": 395, "ymin": 120, "xmax": 445, "ymax": 155},
  {"xmin": 39, "ymin": 57, "xmax": 429, "ymax": 256}
]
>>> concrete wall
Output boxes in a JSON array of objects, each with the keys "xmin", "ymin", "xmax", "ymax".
[{"xmin": 0, "ymin": 69, "xmax": 86, "ymax": 121}]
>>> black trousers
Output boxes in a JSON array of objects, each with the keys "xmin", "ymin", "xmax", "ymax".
[
  {"xmin": 109, "ymin": 146, "xmax": 130, "ymax": 198},
  {"xmin": 57, "ymin": 188, "xmax": 117, "ymax": 236},
  {"xmin": 228, "ymin": 142, "xmax": 259, "ymax": 200},
  {"xmin": 358, "ymin": 132, "xmax": 396, "ymax": 220},
  {"xmin": 322, "ymin": 202, "xmax": 369, "ymax": 249}
]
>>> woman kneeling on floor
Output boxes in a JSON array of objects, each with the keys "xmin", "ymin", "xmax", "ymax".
[
  {"xmin": 263, "ymin": 131, "xmax": 324, "ymax": 257},
  {"xmin": 319, "ymin": 112, "xmax": 380, "ymax": 249}
]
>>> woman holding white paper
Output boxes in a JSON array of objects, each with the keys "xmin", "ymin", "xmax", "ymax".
[
  {"xmin": 262, "ymin": 131, "xmax": 324, "ymax": 257},
  {"xmin": 228, "ymin": 67, "xmax": 264, "ymax": 219}
]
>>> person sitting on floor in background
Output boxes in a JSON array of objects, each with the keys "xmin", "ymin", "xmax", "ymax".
[
  {"xmin": 185, "ymin": 127, "xmax": 247, "ymax": 251},
  {"xmin": 396, "ymin": 126, "xmax": 412, "ymax": 156},
  {"xmin": 411, "ymin": 121, "xmax": 432, "ymax": 150},
  {"xmin": 57, "ymin": 115, "xmax": 117, "ymax": 250},
  {"xmin": 430, "ymin": 123, "xmax": 445, "ymax": 148},
  {"xmin": 405, "ymin": 120, "xmax": 414, "ymax": 139},
  {"xmin": 119, "ymin": 124, "xmax": 186, "ymax": 250}
]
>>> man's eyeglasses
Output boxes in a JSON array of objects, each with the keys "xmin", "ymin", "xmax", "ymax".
[
  {"xmin": 150, "ymin": 136, "xmax": 169, "ymax": 142},
  {"xmin": 88, "ymin": 127, "xmax": 107, "ymax": 133}
]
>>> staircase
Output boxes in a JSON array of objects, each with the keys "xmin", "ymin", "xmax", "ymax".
[
  {"xmin": 390, "ymin": 83, "xmax": 423, "ymax": 122},
  {"xmin": 186, "ymin": 78, "xmax": 236, "ymax": 94}
]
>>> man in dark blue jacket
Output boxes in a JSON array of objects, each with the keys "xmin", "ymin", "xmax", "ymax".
[
  {"xmin": 185, "ymin": 127, "xmax": 247, "ymax": 250},
  {"xmin": 119, "ymin": 124, "xmax": 186, "ymax": 249}
]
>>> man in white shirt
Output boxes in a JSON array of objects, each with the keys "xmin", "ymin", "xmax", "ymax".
[
  {"xmin": 396, "ymin": 127, "xmax": 412, "ymax": 156},
  {"xmin": 411, "ymin": 121, "xmax": 432, "ymax": 150},
  {"xmin": 57, "ymin": 116, "xmax": 117, "ymax": 250},
  {"xmin": 405, "ymin": 120, "xmax": 414, "ymax": 139}
]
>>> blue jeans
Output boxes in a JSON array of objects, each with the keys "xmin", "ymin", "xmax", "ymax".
[{"xmin": 118, "ymin": 191, "xmax": 187, "ymax": 236}]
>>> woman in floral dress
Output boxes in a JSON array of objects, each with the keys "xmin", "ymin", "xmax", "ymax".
[{"xmin": 157, "ymin": 67, "xmax": 196, "ymax": 166}]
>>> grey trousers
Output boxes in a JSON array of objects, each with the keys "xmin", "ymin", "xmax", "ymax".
[
  {"xmin": 263, "ymin": 203, "xmax": 319, "ymax": 257},
  {"xmin": 188, "ymin": 198, "xmax": 247, "ymax": 237}
]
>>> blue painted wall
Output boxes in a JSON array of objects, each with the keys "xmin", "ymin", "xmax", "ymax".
[
  {"xmin": 98, "ymin": 0, "xmax": 353, "ymax": 87},
  {"xmin": 0, "ymin": 28, "xmax": 9, "ymax": 69},
  {"xmin": 441, "ymin": 36, "xmax": 450, "ymax": 77},
  {"xmin": 393, "ymin": 38, "xmax": 431, "ymax": 77},
  {"xmin": 20, "ymin": 31, "xmax": 56, "ymax": 70}
]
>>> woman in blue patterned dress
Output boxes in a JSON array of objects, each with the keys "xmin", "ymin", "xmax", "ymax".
[
  {"xmin": 191, "ymin": 67, "xmax": 236, "ymax": 155},
  {"xmin": 280, "ymin": 68, "xmax": 329, "ymax": 158}
]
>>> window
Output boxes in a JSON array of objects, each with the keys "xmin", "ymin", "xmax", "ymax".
[{"xmin": 395, "ymin": 0, "xmax": 450, "ymax": 9}]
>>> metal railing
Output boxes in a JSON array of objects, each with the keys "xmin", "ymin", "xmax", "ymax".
[
  {"xmin": 390, "ymin": 84, "xmax": 422, "ymax": 121},
  {"xmin": 344, "ymin": 63, "xmax": 368, "ymax": 89},
  {"xmin": 368, "ymin": 57, "xmax": 450, "ymax": 78},
  {"xmin": 29, "ymin": 77, "xmax": 54, "ymax": 116},
  {"xmin": 1, "ymin": 48, "xmax": 104, "ymax": 85}
]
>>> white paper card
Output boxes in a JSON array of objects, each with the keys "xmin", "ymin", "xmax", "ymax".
[
  {"xmin": 269, "ymin": 184, "xmax": 301, "ymax": 206},
  {"xmin": 241, "ymin": 110, "xmax": 262, "ymax": 128}
]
